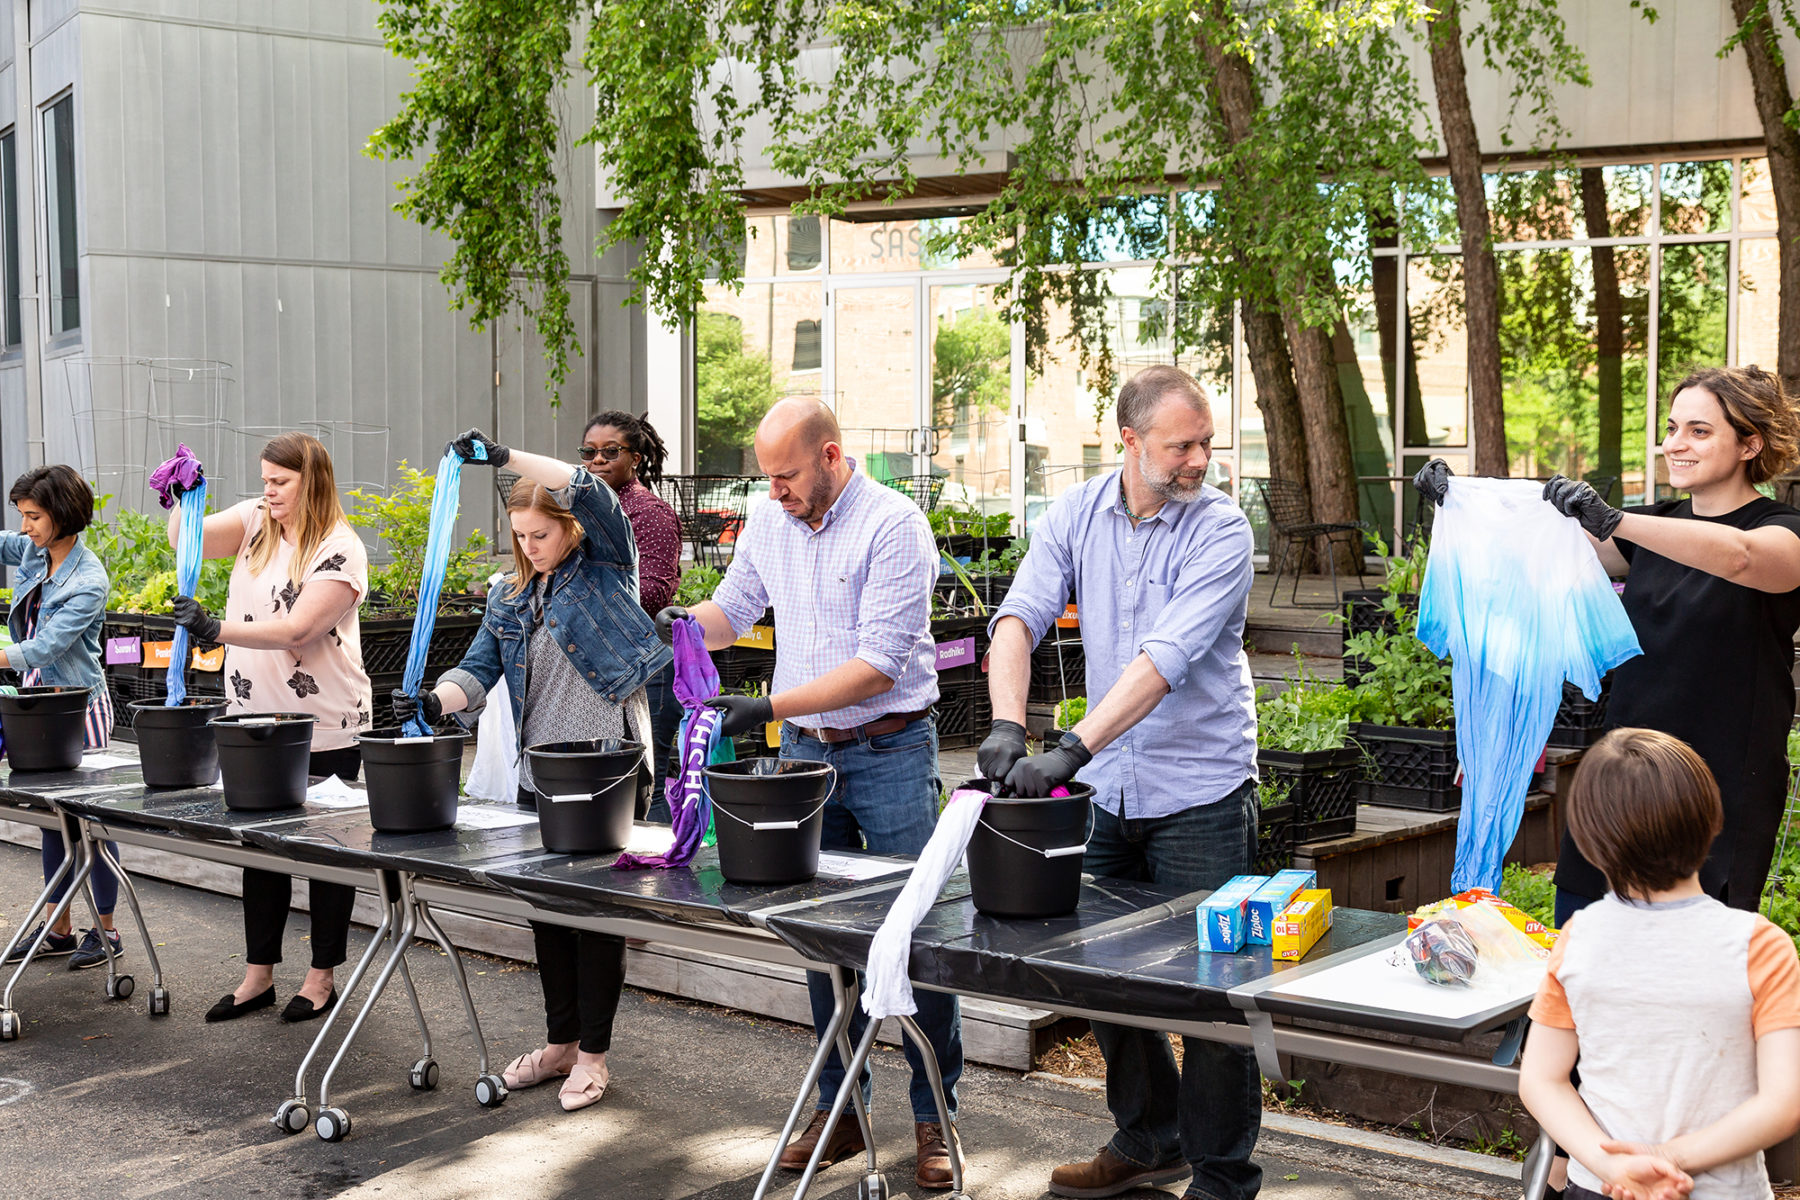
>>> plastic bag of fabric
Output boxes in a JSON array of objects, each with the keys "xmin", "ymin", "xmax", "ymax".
[
  {"xmin": 400, "ymin": 450, "xmax": 464, "ymax": 735},
  {"xmin": 1391, "ymin": 900, "xmax": 1549, "ymax": 995},
  {"xmin": 615, "ymin": 617, "xmax": 730, "ymax": 870},
  {"xmin": 465, "ymin": 674, "xmax": 518, "ymax": 802},
  {"xmin": 1417, "ymin": 477, "xmax": 1640, "ymax": 892}
]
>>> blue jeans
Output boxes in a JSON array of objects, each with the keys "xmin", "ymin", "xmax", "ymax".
[
  {"xmin": 1084, "ymin": 780, "xmax": 1263, "ymax": 1200},
  {"xmin": 781, "ymin": 716, "xmax": 963, "ymax": 1123},
  {"xmin": 643, "ymin": 661, "xmax": 681, "ymax": 824},
  {"xmin": 43, "ymin": 829, "xmax": 117, "ymax": 916}
]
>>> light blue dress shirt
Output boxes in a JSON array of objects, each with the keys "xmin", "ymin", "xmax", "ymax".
[{"xmin": 990, "ymin": 471, "xmax": 1258, "ymax": 818}]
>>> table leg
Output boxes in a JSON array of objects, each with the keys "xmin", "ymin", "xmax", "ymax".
[
  {"xmin": 410, "ymin": 880, "xmax": 507, "ymax": 1108},
  {"xmin": 752, "ymin": 965, "xmax": 858, "ymax": 1200},
  {"xmin": 1521, "ymin": 1131, "xmax": 1557, "ymax": 1198},
  {"xmin": 88, "ymin": 834, "xmax": 166, "ymax": 1009},
  {"xmin": 792, "ymin": 1017, "xmax": 883, "ymax": 1200},
  {"xmin": 2, "ymin": 820, "xmax": 96, "ymax": 1020},
  {"xmin": 897, "ymin": 1011, "xmax": 965, "ymax": 1197}
]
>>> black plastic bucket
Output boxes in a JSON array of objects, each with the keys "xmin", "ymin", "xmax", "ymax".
[
  {"xmin": 705, "ymin": 758, "xmax": 836, "ymax": 886},
  {"xmin": 964, "ymin": 778, "xmax": 1096, "ymax": 918},
  {"xmin": 0, "ymin": 686, "xmax": 91, "ymax": 772},
  {"xmin": 526, "ymin": 739, "xmax": 644, "ymax": 853},
  {"xmin": 130, "ymin": 697, "xmax": 229, "ymax": 789},
  {"xmin": 209, "ymin": 713, "xmax": 317, "ymax": 811},
  {"xmin": 359, "ymin": 731, "xmax": 468, "ymax": 832}
]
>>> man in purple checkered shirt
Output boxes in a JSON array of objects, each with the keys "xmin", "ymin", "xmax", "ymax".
[{"xmin": 655, "ymin": 398, "xmax": 964, "ymax": 1190}]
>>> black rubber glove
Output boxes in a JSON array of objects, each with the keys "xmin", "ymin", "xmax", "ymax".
[
  {"xmin": 705, "ymin": 694, "xmax": 775, "ymax": 739},
  {"xmin": 1412, "ymin": 458, "xmax": 1453, "ymax": 507},
  {"xmin": 976, "ymin": 720, "xmax": 1030, "ymax": 786},
  {"xmin": 170, "ymin": 595, "xmax": 222, "ymax": 643},
  {"xmin": 446, "ymin": 428, "xmax": 511, "ymax": 468},
  {"xmin": 391, "ymin": 688, "xmax": 443, "ymax": 727},
  {"xmin": 1004, "ymin": 734, "xmax": 1093, "ymax": 798},
  {"xmin": 1543, "ymin": 475, "xmax": 1624, "ymax": 541},
  {"xmin": 654, "ymin": 605, "xmax": 690, "ymax": 647}
]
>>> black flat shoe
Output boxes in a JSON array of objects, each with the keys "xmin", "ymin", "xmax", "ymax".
[
  {"xmin": 205, "ymin": 985, "xmax": 276, "ymax": 1023},
  {"xmin": 280, "ymin": 988, "xmax": 339, "ymax": 1023}
]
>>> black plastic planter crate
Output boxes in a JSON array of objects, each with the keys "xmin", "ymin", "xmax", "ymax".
[
  {"xmin": 1548, "ymin": 675, "xmax": 1612, "ymax": 749},
  {"xmin": 1350, "ymin": 722, "xmax": 1460, "ymax": 811},
  {"xmin": 1028, "ymin": 633, "xmax": 1085, "ymax": 703},
  {"xmin": 360, "ymin": 611, "xmax": 484, "ymax": 678},
  {"xmin": 712, "ymin": 644, "xmax": 776, "ymax": 691},
  {"xmin": 1341, "ymin": 590, "xmax": 1418, "ymax": 686},
  {"xmin": 1258, "ymin": 745, "xmax": 1360, "ymax": 841},
  {"xmin": 935, "ymin": 676, "xmax": 991, "ymax": 749},
  {"xmin": 1255, "ymin": 802, "xmax": 1296, "ymax": 874}
]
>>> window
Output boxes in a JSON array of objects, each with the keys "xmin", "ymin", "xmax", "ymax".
[
  {"xmin": 43, "ymin": 95, "xmax": 78, "ymax": 336},
  {"xmin": 1, "ymin": 131, "xmax": 20, "ymax": 348},
  {"xmin": 786, "ymin": 217, "xmax": 820, "ymax": 271},
  {"xmin": 792, "ymin": 319, "xmax": 821, "ymax": 371}
]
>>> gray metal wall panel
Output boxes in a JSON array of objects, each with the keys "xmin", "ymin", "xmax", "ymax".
[
  {"xmin": 31, "ymin": 0, "xmax": 77, "ymax": 43},
  {"xmin": 345, "ymin": 42, "xmax": 386, "ymax": 264},
  {"xmin": 385, "ymin": 269, "xmax": 423, "ymax": 464},
  {"xmin": 380, "ymin": 52, "xmax": 424, "ymax": 265},
  {"xmin": 196, "ymin": 25, "xmax": 239, "ymax": 258},
  {"xmin": 124, "ymin": 254, "xmax": 166, "ymax": 357},
  {"xmin": 0, "ymin": 366, "xmax": 26, "ymax": 503},
  {"xmin": 274, "ymin": 264, "xmax": 314, "ymax": 430},
  {"xmin": 309, "ymin": 267, "xmax": 354, "ymax": 464},
  {"xmin": 0, "ymin": 63, "xmax": 15, "ymax": 131},
  {"xmin": 114, "ymin": 17, "xmax": 164, "ymax": 253},
  {"xmin": 269, "ymin": 34, "xmax": 312, "ymax": 261},
  {"xmin": 234, "ymin": 30, "xmax": 276, "ymax": 258},
  {"xmin": 345, "ymin": 268, "xmax": 387, "ymax": 483},
  {"xmin": 308, "ymin": 40, "xmax": 351, "ymax": 263},
  {"xmin": 159, "ymin": 23, "xmax": 203, "ymax": 256},
  {"xmin": 85, "ymin": 253, "xmax": 131, "ymax": 358},
  {"xmin": 164, "ymin": 255, "xmax": 204, "ymax": 360}
]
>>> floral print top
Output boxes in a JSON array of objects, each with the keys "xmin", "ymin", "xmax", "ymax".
[{"xmin": 223, "ymin": 499, "xmax": 372, "ymax": 751}]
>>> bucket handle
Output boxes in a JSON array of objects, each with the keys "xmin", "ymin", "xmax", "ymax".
[
  {"xmin": 536, "ymin": 767, "xmax": 641, "ymax": 805},
  {"xmin": 975, "ymin": 802, "xmax": 1095, "ymax": 860},
  {"xmin": 710, "ymin": 765, "xmax": 839, "ymax": 831}
]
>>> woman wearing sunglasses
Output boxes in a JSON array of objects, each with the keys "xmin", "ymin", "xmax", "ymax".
[{"xmin": 580, "ymin": 412, "xmax": 684, "ymax": 817}]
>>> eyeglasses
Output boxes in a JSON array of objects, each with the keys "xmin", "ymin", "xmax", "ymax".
[{"xmin": 577, "ymin": 444, "xmax": 628, "ymax": 463}]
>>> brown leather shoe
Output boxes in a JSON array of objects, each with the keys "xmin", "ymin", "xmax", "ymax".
[
  {"xmin": 1048, "ymin": 1145, "xmax": 1190, "ymax": 1198},
  {"xmin": 777, "ymin": 1109, "xmax": 867, "ymax": 1172},
  {"xmin": 915, "ymin": 1120, "xmax": 962, "ymax": 1190}
]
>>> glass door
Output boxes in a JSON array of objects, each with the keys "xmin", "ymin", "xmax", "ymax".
[
  {"xmin": 829, "ymin": 284, "xmax": 919, "ymax": 491},
  {"xmin": 927, "ymin": 282, "xmax": 1014, "ymax": 523}
]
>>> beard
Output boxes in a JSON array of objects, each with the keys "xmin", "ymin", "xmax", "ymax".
[
  {"xmin": 1138, "ymin": 448, "xmax": 1207, "ymax": 502},
  {"xmin": 787, "ymin": 461, "xmax": 838, "ymax": 523}
]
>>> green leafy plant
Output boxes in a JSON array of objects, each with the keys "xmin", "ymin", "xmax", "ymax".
[
  {"xmin": 1500, "ymin": 864, "xmax": 1557, "ymax": 928},
  {"xmin": 1054, "ymin": 695, "xmax": 1087, "ymax": 729},
  {"xmin": 1257, "ymin": 654, "xmax": 1356, "ymax": 753},
  {"xmin": 346, "ymin": 461, "xmax": 489, "ymax": 615},
  {"xmin": 1340, "ymin": 597, "xmax": 1455, "ymax": 729},
  {"xmin": 967, "ymin": 536, "xmax": 1028, "ymax": 578},
  {"xmin": 1366, "ymin": 533, "xmax": 1430, "ymax": 597},
  {"xmin": 673, "ymin": 565, "xmax": 723, "ymax": 607},
  {"xmin": 1256, "ymin": 776, "xmax": 1293, "ymax": 810},
  {"xmin": 85, "ymin": 497, "xmax": 231, "ymax": 614}
]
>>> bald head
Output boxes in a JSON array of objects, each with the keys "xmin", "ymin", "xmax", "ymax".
[
  {"xmin": 757, "ymin": 398, "xmax": 841, "ymax": 456},
  {"xmin": 754, "ymin": 398, "xmax": 852, "ymax": 528}
]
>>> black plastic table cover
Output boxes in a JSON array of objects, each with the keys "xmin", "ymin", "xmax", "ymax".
[
  {"xmin": 765, "ymin": 877, "xmax": 1409, "ymax": 1027},
  {"xmin": 241, "ymin": 808, "xmax": 552, "ymax": 887},
  {"xmin": 487, "ymin": 845, "xmax": 919, "ymax": 931},
  {"xmin": 0, "ymin": 754, "xmax": 151, "ymax": 815}
]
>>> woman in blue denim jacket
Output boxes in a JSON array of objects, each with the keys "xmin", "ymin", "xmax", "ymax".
[
  {"xmin": 392, "ymin": 429, "xmax": 669, "ymax": 1113},
  {"xmin": 0, "ymin": 465, "xmax": 124, "ymax": 970}
]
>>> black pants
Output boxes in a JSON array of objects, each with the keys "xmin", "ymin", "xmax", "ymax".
[
  {"xmin": 514, "ymin": 786, "xmax": 629, "ymax": 1053},
  {"xmin": 243, "ymin": 746, "xmax": 361, "ymax": 970}
]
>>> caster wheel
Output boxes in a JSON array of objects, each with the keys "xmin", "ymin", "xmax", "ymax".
[
  {"xmin": 857, "ymin": 1172, "xmax": 889, "ymax": 1200},
  {"xmin": 107, "ymin": 974, "xmax": 134, "ymax": 1001},
  {"xmin": 314, "ymin": 1106, "xmax": 351, "ymax": 1143},
  {"xmin": 273, "ymin": 1099, "xmax": 310, "ymax": 1135},
  {"xmin": 474, "ymin": 1073, "xmax": 507, "ymax": 1108},
  {"xmin": 0, "ymin": 1011, "xmax": 17, "ymax": 1041},
  {"xmin": 148, "ymin": 987, "xmax": 170, "ymax": 1017},
  {"xmin": 409, "ymin": 1058, "xmax": 439, "ymax": 1091}
]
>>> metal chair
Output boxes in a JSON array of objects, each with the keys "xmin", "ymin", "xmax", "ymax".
[
  {"xmin": 884, "ymin": 473, "xmax": 944, "ymax": 512},
  {"xmin": 658, "ymin": 474, "xmax": 755, "ymax": 567},
  {"xmin": 1251, "ymin": 478, "xmax": 1370, "ymax": 609}
]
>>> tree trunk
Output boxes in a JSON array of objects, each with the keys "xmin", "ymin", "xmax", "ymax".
[
  {"xmin": 1370, "ymin": 208, "xmax": 1427, "ymax": 450},
  {"xmin": 1200, "ymin": 20, "xmax": 1362, "ymax": 571},
  {"xmin": 1581, "ymin": 167, "xmax": 1624, "ymax": 498},
  {"xmin": 1729, "ymin": 0, "xmax": 1800, "ymax": 396},
  {"xmin": 1426, "ymin": 0, "xmax": 1508, "ymax": 476},
  {"xmin": 1240, "ymin": 299, "xmax": 1316, "ymax": 571}
]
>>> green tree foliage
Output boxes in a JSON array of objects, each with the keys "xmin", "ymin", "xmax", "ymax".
[
  {"xmin": 695, "ymin": 312, "xmax": 779, "ymax": 474},
  {"xmin": 346, "ymin": 463, "xmax": 489, "ymax": 614},
  {"xmin": 931, "ymin": 307, "xmax": 1009, "ymax": 429}
]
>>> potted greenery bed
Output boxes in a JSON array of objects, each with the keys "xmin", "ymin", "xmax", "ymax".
[
  {"xmin": 674, "ymin": 566, "xmax": 778, "ymax": 691},
  {"xmin": 1256, "ymin": 659, "xmax": 1363, "ymax": 842},
  {"xmin": 1341, "ymin": 538, "xmax": 1426, "ymax": 685},
  {"xmin": 1255, "ymin": 777, "xmax": 1297, "ymax": 873},
  {"xmin": 1548, "ymin": 673, "xmax": 1612, "ymax": 749},
  {"xmin": 1341, "ymin": 589, "xmax": 1459, "ymax": 811}
]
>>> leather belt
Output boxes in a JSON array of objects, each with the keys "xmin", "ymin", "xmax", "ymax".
[{"xmin": 789, "ymin": 708, "xmax": 933, "ymax": 745}]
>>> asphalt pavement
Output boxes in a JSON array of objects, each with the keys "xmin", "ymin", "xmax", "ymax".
[{"xmin": 0, "ymin": 840, "xmax": 1520, "ymax": 1200}]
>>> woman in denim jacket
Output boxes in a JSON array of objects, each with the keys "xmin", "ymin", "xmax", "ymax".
[
  {"xmin": 0, "ymin": 465, "xmax": 123, "ymax": 970},
  {"xmin": 392, "ymin": 429, "xmax": 669, "ymax": 1113}
]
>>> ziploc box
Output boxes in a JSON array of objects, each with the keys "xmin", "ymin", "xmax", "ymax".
[
  {"xmin": 1245, "ymin": 869, "xmax": 1316, "ymax": 946},
  {"xmin": 1197, "ymin": 874, "xmax": 1268, "ymax": 953},
  {"xmin": 1273, "ymin": 889, "xmax": 1334, "ymax": 961}
]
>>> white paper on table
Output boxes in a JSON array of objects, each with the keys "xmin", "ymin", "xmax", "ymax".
[
  {"xmin": 1269, "ymin": 944, "xmax": 1544, "ymax": 1021},
  {"xmin": 455, "ymin": 805, "xmax": 537, "ymax": 831},
  {"xmin": 80, "ymin": 754, "xmax": 136, "ymax": 770},
  {"xmin": 816, "ymin": 853, "xmax": 911, "ymax": 882},
  {"xmin": 304, "ymin": 775, "xmax": 368, "ymax": 810}
]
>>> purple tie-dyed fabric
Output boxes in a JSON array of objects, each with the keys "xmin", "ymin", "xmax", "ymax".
[{"xmin": 615, "ymin": 618, "xmax": 720, "ymax": 870}]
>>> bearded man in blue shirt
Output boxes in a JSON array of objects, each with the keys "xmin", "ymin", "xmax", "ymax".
[{"xmin": 980, "ymin": 364, "xmax": 1263, "ymax": 1200}]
